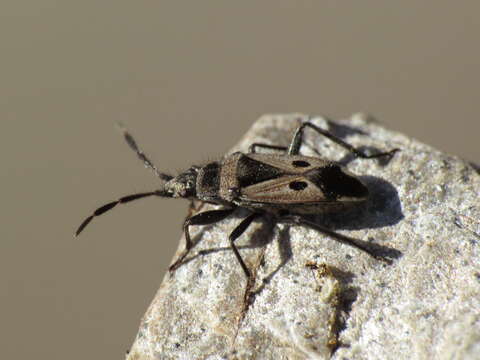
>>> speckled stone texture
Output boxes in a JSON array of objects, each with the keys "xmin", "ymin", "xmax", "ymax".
[{"xmin": 126, "ymin": 114, "xmax": 480, "ymax": 360}]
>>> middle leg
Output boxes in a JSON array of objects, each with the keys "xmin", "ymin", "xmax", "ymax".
[{"xmin": 229, "ymin": 212, "xmax": 263, "ymax": 277}]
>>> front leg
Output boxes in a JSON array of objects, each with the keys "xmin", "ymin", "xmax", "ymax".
[{"xmin": 169, "ymin": 208, "xmax": 235, "ymax": 272}]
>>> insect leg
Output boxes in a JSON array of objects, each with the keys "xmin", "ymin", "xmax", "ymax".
[
  {"xmin": 117, "ymin": 123, "xmax": 174, "ymax": 182},
  {"xmin": 169, "ymin": 208, "xmax": 236, "ymax": 272},
  {"xmin": 280, "ymin": 215, "xmax": 385, "ymax": 262},
  {"xmin": 229, "ymin": 212, "xmax": 262, "ymax": 277},
  {"xmin": 288, "ymin": 122, "xmax": 399, "ymax": 158},
  {"xmin": 248, "ymin": 143, "xmax": 288, "ymax": 154}
]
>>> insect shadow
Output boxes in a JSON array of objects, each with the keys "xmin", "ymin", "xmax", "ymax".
[
  {"xmin": 325, "ymin": 119, "xmax": 369, "ymax": 138},
  {"xmin": 301, "ymin": 176, "xmax": 403, "ymax": 261},
  {"xmin": 317, "ymin": 175, "xmax": 404, "ymax": 230}
]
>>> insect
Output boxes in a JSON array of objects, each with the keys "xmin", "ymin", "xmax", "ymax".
[{"xmin": 76, "ymin": 119, "xmax": 399, "ymax": 278}]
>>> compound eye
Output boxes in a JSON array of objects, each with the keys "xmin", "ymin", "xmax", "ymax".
[{"xmin": 289, "ymin": 181, "xmax": 308, "ymax": 191}]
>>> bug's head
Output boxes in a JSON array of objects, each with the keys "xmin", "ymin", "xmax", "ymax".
[{"xmin": 163, "ymin": 166, "xmax": 199, "ymax": 198}]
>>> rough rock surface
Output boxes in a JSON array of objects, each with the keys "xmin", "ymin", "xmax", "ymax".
[{"xmin": 126, "ymin": 114, "xmax": 480, "ymax": 360}]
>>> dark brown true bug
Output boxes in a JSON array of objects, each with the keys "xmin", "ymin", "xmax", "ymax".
[{"xmin": 76, "ymin": 119, "xmax": 399, "ymax": 278}]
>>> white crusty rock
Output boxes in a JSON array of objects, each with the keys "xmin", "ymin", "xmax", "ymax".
[{"xmin": 126, "ymin": 114, "xmax": 480, "ymax": 360}]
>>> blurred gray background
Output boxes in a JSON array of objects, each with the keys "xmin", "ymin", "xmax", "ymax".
[{"xmin": 1, "ymin": 2, "xmax": 478, "ymax": 359}]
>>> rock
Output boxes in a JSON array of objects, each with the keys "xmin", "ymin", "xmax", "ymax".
[{"xmin": 126, "ymin": 114, "xmax": 480, "ymax": 360}]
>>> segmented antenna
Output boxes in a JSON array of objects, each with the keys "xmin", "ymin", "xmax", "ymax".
[
  {"xmin": 75, "ymin": 190, "xmax": 169, "ymax": 236},
  {"xmin": 76, "ymin": 125, "xmax": 174, "ymax": 237},
  {"xmin": 116, "ymin": 122, "xmax": 173, "ymax": 182}
]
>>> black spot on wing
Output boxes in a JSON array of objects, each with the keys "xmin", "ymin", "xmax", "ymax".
[
  {"xmin": 307, "ymin": 165, "xmax": 368, "ymax": 200},
  {"xmin": 292, "ymin": 160, "xmax": 310, "ymax": 167},
  {"xmin": 237, "ymin": 155, "xmax": 284, "ymax": 187},
  {"xmin": 289, "ymin": 181, "xmax": 308, "ymax": 191}
]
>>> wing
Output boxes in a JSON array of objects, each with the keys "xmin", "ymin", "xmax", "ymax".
[
  {"xmin": 236, "ymin": 154, "xmax": 368, "ymax": 205},
  {"xmin": 240, "ymin": 174, "xmax": 328, "ymax": 204},
  {"xmin": 246, "ymin": 153, "xmax": 331, "ymax": 174}
]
